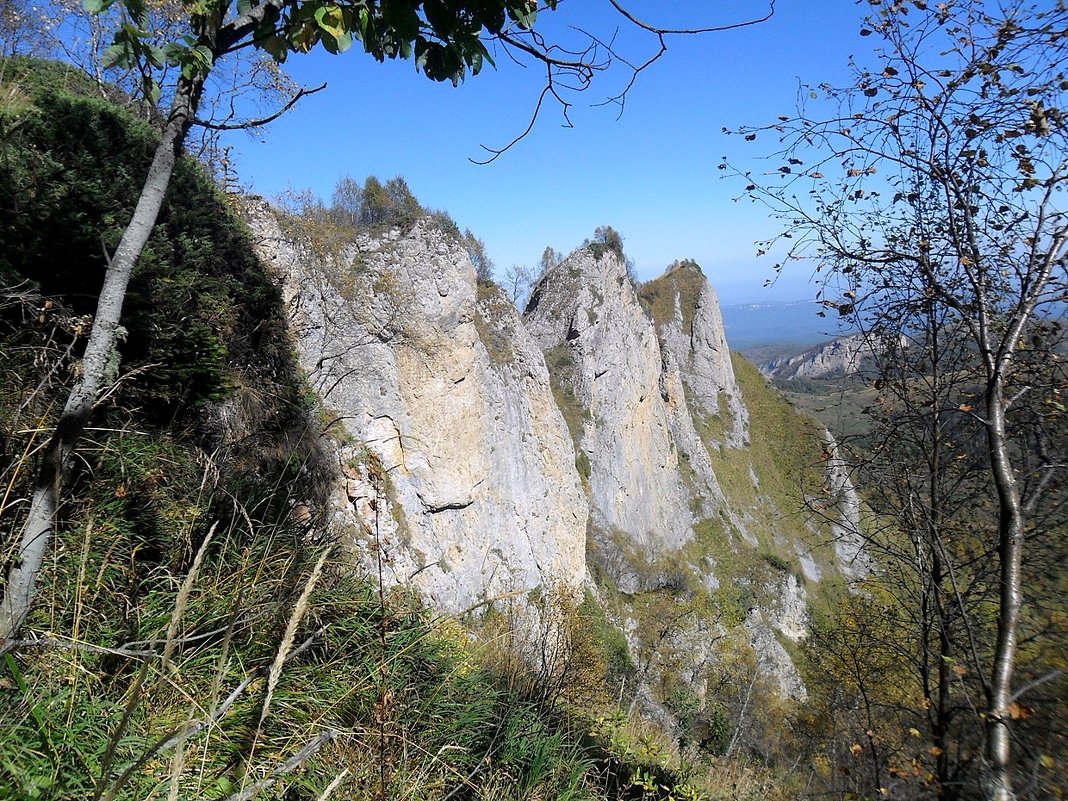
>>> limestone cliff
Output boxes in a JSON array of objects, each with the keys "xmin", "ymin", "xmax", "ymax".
[
  {"xmin": 523, "ymin": 245, "xmax": 850, "ymax": 705},
  {"xmin": 244, "ymin": 204, "xmax": 866, "ymax": 714},
  {"xmin": 245, "ymin": 201, "xmax": 588, "ymax": 613},
  {"xmin": 524, "ymin": 248, "xmax": 695, "ymax": 561},
  {"xmin": 642, "ymin": 260, "xmax": 749, "ymax": 450}
]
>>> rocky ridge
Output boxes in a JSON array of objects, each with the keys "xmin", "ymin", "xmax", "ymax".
[
  {"xmin": 245, "ymin": 201, "xmax": 587, "ymax": 613},
  {"xmin": 760, "ymin": 332, "xmax": 874, "ymax": 380},
  {"xmin": 524, "ymin": 248, "xmax": 697, "ymax": 564},
  {"xmin": 244, "ymin": 203, "xmax": 867, "ymax": 711}
]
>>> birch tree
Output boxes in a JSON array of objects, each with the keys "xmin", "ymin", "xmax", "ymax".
[{"xmin": 732, "ymin": 1, "xmax": 1067, "ymax": 798}]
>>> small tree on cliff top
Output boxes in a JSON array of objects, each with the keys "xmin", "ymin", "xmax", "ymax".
[
  {"xmin": 0, "ymin": 1, "xmax": 775, "ymax": 648},
  {"xmin": 731, "ymin": 1, "xmax": 1066, "ymax": 798}
]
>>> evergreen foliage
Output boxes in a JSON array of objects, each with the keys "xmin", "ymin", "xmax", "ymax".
[
  {"xmin": 585, "ymin": 225, "xmax": 625, "ymax": 261},
  {"xmin": 0, "ymin": 56, "xmax": 295, "ymax": 420}
]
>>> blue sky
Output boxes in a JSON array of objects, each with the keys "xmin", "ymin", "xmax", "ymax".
[{"xmin": 224, "ymin": 1, "xmax": 878, "ymax": 304}]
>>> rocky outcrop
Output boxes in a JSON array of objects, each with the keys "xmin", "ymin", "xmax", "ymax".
[
  {"xmin": 523, "ymin": 251, "xmax": 764, "ymax": 574},
  {"xmin": 524, "ymin": 248, "xmax": 695, "ymax": 558},
  {"xmin": 645, "ymin": 261, "xmax": 749, "ymax": 450},
  {"xmin": 761, "ymin": 332, "xmax": 873, "ymax": 380},
  {"xmin": 243, "ymin": 203, "xmax": 868, "ymax": 717},
  {"xmin": 245, "ymin": 201, "xmax": 588, "ymax": 613},
  {"xmin": 745, "ymin": 612, "xmax": 808, "ymax": 701},
  {"xmin": 822, "ymin": 432, "xmax": 871, "ymax": 580}
]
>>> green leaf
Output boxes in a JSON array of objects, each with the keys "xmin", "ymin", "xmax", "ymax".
[
  {"xmin": 314, "ymin": 4, "xmax": 346, "ymax": 39},
  {"xmin": 424, "ymin": 0, "xmax": 455, "ymax": 36},
  {"xmin": 383, "ymin": 0, "xmax": 420, "ymax": 41},
  {"xmin": 414, "ymin": 36, "xmax": 429, "ymax": 69},
  {"xmin": 145, "ymin": 43, "xmax": 165, "ymax": 68},
  {"xmin": 259, "ymin": 34, "xmax": 290, "ymax": 62},
  {"xmin": 290, "ymin": 21, "xmax": 318, "ymax": 53},
  {"xmin": 101, "ymin": 41, "xmax": 132, "ymax": 70},
  {"xmin": 507, "ymin": 1, "xmax": 537, "ymax": 30},
  {"xmin": 124, "ymin": 0, "xmax": 149, "ymax": 29},
  {"xmin": 163, "ymin": 41, "xmax": 186, "ymax": 65},
  {"xmin": 333, "ymin": 30, "xmax": 353, "ymax": 53},
  {"xmin": 193, "ymin": 43, "xmax": 213, "ymax": 66},
  {"xmin": 82, "ymin": 0, "xmax": 116, "ymax": 13}
]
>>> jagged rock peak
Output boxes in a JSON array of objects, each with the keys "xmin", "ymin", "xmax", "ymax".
[
  {"xmin": 244, "ymin": 200, "xmax": 589, "ymax": 613},
  {"xmin": 524, "ymin": 245, "xmax": 695, "ymax": 559},
  {"xmin": 640, "ymin": 261, "xmax": 750, "ymax": 449}
]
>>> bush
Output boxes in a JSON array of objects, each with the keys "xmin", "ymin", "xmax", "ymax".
[
  {"xmin": 587, "ymin": 225, "xmax": 624, "ymax": 260},
  {"xmin": 0, "ymin": 56, "xmax": 297, "ymax": 421}
]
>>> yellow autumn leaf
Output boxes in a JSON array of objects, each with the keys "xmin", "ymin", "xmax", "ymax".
[{"xmin": 1008, "ymin": 702, "xmax": 1034, "ymax": 720}]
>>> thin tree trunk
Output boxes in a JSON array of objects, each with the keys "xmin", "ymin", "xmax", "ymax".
[
  {"xmin": 0, "ymin": 75, "xmax": 203, "ymax": 652},
  {"xmin": 928, "ymin": 316, "xmax": 954, "ymax": 795},
  {"xmin": 983, "ymin": 379, "xmax": 1024, "ymax": 801}
]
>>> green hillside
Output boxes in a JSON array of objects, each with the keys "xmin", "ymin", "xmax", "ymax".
[{"xmin": 0, "ymin": 58, "xmax": 698, "ymax": 801}]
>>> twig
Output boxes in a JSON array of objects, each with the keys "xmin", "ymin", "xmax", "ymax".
[
  {"xmin": 192, "ymin": 83, "xmax": 327, "ymax": 130},
  {"xmin": 1010, "ymin": 669, "xmax": 1066, "ymax": 703},
  {"xmin": 4, "ymin": 635, "xmax": 159, "ymax": 659},
  {"xmin": 221, "ymin": 731, "xmax": 337, "ymax": 801}
]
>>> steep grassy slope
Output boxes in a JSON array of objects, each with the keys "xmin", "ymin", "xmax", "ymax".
[{"xmin": 0, "ymin": 59, "xmax": 710, "ymax": 801}]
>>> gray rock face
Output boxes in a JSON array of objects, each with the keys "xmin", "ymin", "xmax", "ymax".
[
  {"xmin": 822, "ymin": 432, "xmax": 872, "ymax": 580},
  {"xmin": 245, "ymin": 201, "xmax": 588, "ymax": 613},
  {"xmin": 761, "ymin": 332, "xmax": 873, "ymax": 380},
  {"xmin": 524, "ymin": 248, "xmax": 694, "ymax": 555},
  {"xmin": 243, "ymin": 202, "xmax": 868, "ymax": 714},
  {"xmin": 745, "ymin": 610, "xmax": 808, "ymax": 701},
  {"xmin": 652, "ymin": 263, "xmax": 750, "ymax": 450}
]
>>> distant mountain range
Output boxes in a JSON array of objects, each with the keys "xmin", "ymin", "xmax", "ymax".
[{"xmin": 720, "ymin": 299, "xmax": 855, "ymax": 356}]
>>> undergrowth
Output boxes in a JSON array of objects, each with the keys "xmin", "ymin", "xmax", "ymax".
[{"xmin": 0, "ymin": 419, "xmax": 709, "ymax": 799}]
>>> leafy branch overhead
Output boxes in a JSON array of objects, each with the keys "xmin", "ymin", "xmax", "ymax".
[
  {"xmin": 80, "ymin": 0, "xmax": 776, "ymax": 159},
  {"xmin": 88, "ymin": 0, "xmax": 554, "ymax": 94}
]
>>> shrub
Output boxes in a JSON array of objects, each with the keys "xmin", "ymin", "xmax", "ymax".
[{"xmin": 0, "ymin": 57, "xmax": 297, "ymax": 420}]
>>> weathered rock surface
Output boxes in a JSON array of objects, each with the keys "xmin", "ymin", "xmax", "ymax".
[
  {"xmin": 647, "ymin": 261, "xmax": 749, "ymax": 450},
  {"xmin": 523, "ymin": 246, "xmax": 822, "ymax": 708},
  {"xmin": 524, "ymin": 248, "xmax": 694, "ymax": 557},
  {"xmin": 760, "ymin": 332, "xmax": 873, "ymax": 380},
  {"xmin": 243, "ymin": 203, "xmax": 868, "ymax": 716},
  {"xmin": 822, "ymin": 432, "xmax": 872, "ymax": 580},
  {"xmin": 745, "ymin": 611, "xmax": 808, "ymax": 701},
  {"xmin": 245, "ymin": 201, "xmax": 588, "ymax": 613}
]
